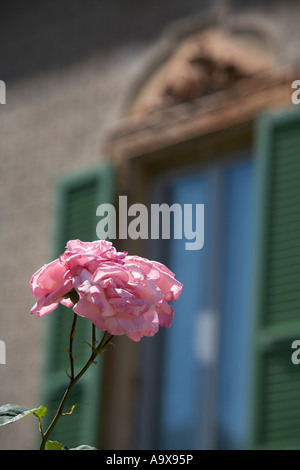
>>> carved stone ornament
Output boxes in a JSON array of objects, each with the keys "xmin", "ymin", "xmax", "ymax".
[{"xmin": 105, "ymin": 25, "xmax": 297, "ymax": 160}]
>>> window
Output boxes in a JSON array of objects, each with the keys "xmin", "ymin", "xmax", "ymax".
[{"xmin": 136, "ymin": 106, "xmax": 300, "ymax": 451}]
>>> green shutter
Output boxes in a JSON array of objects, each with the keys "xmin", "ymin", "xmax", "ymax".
[
  {"xmin": 40, "ymin": 164, "xmax": 114, "ymax": 449},
  {"xmin": 250, "ymin": 107, "xmax": 300, "ymax": 449}
]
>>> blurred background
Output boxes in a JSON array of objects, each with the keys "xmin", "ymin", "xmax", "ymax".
[{"xmin": 0, "ymin": 0, "xmax": 300, "ymax": 450}]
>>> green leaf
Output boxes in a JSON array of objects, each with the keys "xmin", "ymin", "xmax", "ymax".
[
  {"xmin": 45, "ymin": 440, "xmax": 67, "ymax": 450},
  {"xmin": 0, "ymin": 404, "xmax": 47, "ymax": 426},
  {"xmin": 69, "ymin": 445, "xmax": 97, "ymax": 450},
  {"xmin": 33, "ymin": 406, "xmax": 48, "ymax": 419}
]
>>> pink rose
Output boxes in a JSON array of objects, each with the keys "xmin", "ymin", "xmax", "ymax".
[
  {"xmin": 60, "ymin": 239, "xmax": 126, "ymax": 274},
  {"xmin": 30, "ymin": 240, "xmax": 126, "ymax": 317},
  {"xmin": 124, "ymin": 256, "xmax": 182, "ymax": 302},
  {"xmin": 30, "ymin": 258, "xmax": 73, "ymax": 316},
  {"xmin": 30, "ymin": 240, "xmax": 183, "ymax": 341},
  {"xmin": 72, "ymin": 255, "xmax": 183, "ymax": 341}
]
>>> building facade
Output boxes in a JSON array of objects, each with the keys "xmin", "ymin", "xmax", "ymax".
[{"xmin": 0, "ymin": 0, "xmax": 300, "ymax": 450}]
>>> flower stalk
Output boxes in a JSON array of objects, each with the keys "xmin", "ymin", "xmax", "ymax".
[{"xmin": 39, "ymin": 327, "xmax": 113, "ymax": 450}]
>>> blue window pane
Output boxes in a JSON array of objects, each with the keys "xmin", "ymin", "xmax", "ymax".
[
  {"xmin": 158, "ymin": 171, "xmax": 209, "ymax": 450},
  {"xmin": 218, "ymin": 158, "xmax": 255, "ymax": 449},
  {"xmin": 157, "ymin": 157, "xmax": 255, "ymax": 450}
]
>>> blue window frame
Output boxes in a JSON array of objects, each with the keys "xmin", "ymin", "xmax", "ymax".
[{"xmin": 141, "ymin": 155, "xmax": 256, "ymax": 450}]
